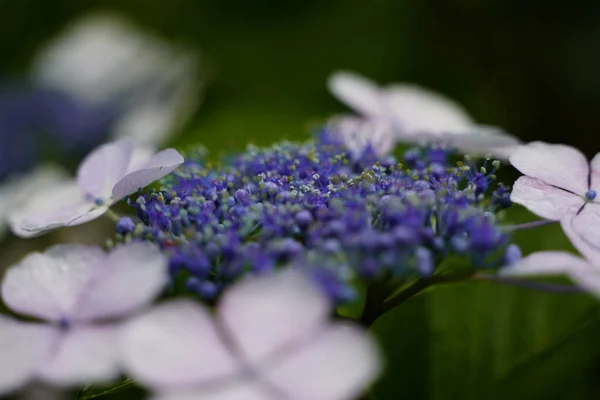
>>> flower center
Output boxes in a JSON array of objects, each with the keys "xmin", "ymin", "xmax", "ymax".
[
  {"xmin": 585, "ymin": 190, "xmax": 597, "ymax": 201},
  {"xmin": 94, "ymin": 197, "xmax": 106, "ymax": 206}
]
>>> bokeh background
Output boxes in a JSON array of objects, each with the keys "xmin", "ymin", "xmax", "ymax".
[{"xmin": 2, "ymin": 1, "xmax": 600, "ymax": 399}]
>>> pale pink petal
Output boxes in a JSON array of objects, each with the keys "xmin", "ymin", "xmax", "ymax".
[
  {"xmin": 9, "ymin": 182, "xmax": 107, "ymax": 238},
  {"xmin": 568, "ymin": 266, "xmax": 600, "ymax": 298},
  {"xmin": 2, "ymin": 244, "xmax": 105, "ymax": 322},
  {"xmin": 77, "ymin": 139, "xmax": 135, "ymax": 199},
  {"xmin": 120, "ymin": 300, "xmax": 238, "ymax": 389},
  {"xmin": 510, "ymin": 176, "xmax": 583, "ymax": 220},
  {"xmin": 563, "ymin": 205, "xmax": 600, "ymax": 265},
  {"xmin": 509, "ymin": 141, "xmax": 589, "ymax": 194},
  {"xmin": 327, "ymin": 71, "xmax": 389, "ymax": 118},
  {"xmin": 590, "ymin": 153, "xmax": 600, "ymax": 192},
  {"xmin": 430, "ymin": 127, "xmax": 522, "ymax": 160},
  {"xmin": 0, "ymin": 316, "xmax": 60, "ymax": 395},
  {"xmin": 71, "ymin": 242, "xmax": 168, "ymax": 321},
  {"xmin": 262, "ymin": 323, "xmax": 382, "ymax": 400},
  {"xmin": 153, "ymin": 381, "xmax": 271, "ymax": 400},
  {"xmin": 327, "ymin": 116, "xmax": 397, "ymax": 156},
  {"xmin": 499, "ymin": 251, "xmax": 591, "ymax": 276},
  {"xmin": 111, "ymin": 148, "xmax": 184, "ymax": 201},
  {"xmin": 218, "ymin": 270, "xmax": 331, "ymax": 364},
  {"xmin": 385, "ymin": 83, "xmax": 473, "ymax": 133},
  {"xmin": 38, "ymin": 326, "xmax": 121, "ymax": 385}
]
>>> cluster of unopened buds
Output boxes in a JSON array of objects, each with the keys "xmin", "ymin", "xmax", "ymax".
[{"xmin": 0, "ymin": 70, "xmax": 599, "ymax": 400}]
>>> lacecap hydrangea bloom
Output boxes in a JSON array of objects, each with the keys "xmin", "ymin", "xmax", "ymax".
[{"xmin": 115, "ymin": 130, "xmax": 518, "ymax": 323}]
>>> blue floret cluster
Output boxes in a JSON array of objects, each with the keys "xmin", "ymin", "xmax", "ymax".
[{"xmin": 118, "ymin": 132, "xmax": 515, "ymax": 303}]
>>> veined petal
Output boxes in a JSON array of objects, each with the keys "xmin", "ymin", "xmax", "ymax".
[
  {"xmin": 327, "ymin": 71, "xmax": 390, "ymax": 119},
  {"xmin": 120, "ymin": 300, "xmax": 239, "ymax": 389},
  {"xmin": 218, "ymin": 270, "xmax": 331, "ymax": 364},
  {"xmin": 0, "ymin": 316, "xmax": 61, "ymax": 395},
  {"xmin": 38, "ymin": 326, "xmax": 121, "ymax": 385},
  {"xmin": 71, "ymin": 242, "xmax": 168, "ymax": 321},
  {"xmin": 77, "ymin": 139, "xmax": 135, "ymax": 199},
  {"xmin": 499, "ymin": 251, "xmax": 591, "ymax": 276},
  {"xmin": 111, "ymin": 148, "xmax": 184, "ymax": 201},
  {"xmin": 563, "ymin": 205, "xmax": 600, "ymax": 265},
  {"xmin": 510, "ymin": 176, "xmax": 583, "ymax": 220},
  {"xmin": 9, "ymin": 181, "xmax": 106, "ymax": 238},
  {"xmin": 385, "ymin": 83, "xmax": 474, "ymax": 133},
  {"xmin": 262, "ymin": 323, "xmax": 382, "ymax": 400},
  {"xmin": 1, "ymin": 244, "xmax": 105, "ymax": 322},
  {"xmin": 509, "ymin": 141, "xmax": 589, "ymax": 195}
]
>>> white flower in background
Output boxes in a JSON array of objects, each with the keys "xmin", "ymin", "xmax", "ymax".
[
  {"xmin": 121, "ymin": 270, "xmax": 382, "ymax": 400},
  {"xmin": 0, "ymin": 242, "xmax": 168, "ymax": 395},
  {"xmin": 327, "ymin": 71, "xmax": 521, "ymax": 158},
  {"xmin": 31, "ymin": 11, "xmax": 202, "ymax": 147},
  {"xmin": 10, "ymin": 138, "xmax": 183, "ymax": 238},
  {"xmin": 0, "ymin": 165, "xmax": 69, "ymax": 238}
]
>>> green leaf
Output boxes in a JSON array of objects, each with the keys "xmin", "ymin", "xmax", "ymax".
[{"xmin": 370, "ymin": 280, "xmax": 600, "ymax": 400}]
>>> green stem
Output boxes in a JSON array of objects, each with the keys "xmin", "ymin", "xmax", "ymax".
[{"xmin": 104, "ymin": 208, "xmax": 120, "ymax": 222}]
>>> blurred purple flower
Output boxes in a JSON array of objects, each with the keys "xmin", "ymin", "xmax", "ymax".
[
  {"xmin": 0, "ymin": 242, "xmax": 168, "ymax": 395},
  {"xmin": 121, "ymin": 270, "xmax": 381, "ymax": 400}
]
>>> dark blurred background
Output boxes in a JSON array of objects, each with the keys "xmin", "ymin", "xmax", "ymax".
[{"xmin": 2, "ymin": 0, "xmax": 599, "ymax": 155}]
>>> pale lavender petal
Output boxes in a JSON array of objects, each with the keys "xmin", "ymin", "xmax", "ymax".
[
  {"xmin": 71, "ymin": 242, "xmax": 168, "ymax": 321},
  {"xmin": 509, "ymin": 141, "xmax": 589, "ymax": 195},
  {"xmin": 9, "ymin": 182, "xmax": 107, "ymax": 238},
  {"xmin": 327, "ymin": 71, "xmax": 390, "ymax": 118},
  {"xmin": 218, "ymin": 270, "xmax": 331, "ymax": 364},
  {"xmin": 510, "ymin": 176, "xmax": 583, "ymax": 220},
  {"xmin": 499, "ymin": 251, "xmax": 591, "ymax": 276},
  {"xmin": 120, "ymin": 300, "xmax": 238, "ymax": 389},
  {"xmin": 1, "ymin": 244, "xmax": 105, "ymax": 322},
  {"xmin": 590, "ymin": 153, "xmax": 600, "ymax": 192},
  {"xmin": 152, "ymin": 381, "xmax": 271, "ymax": 400},
  {"xmin": 38, "ymin": 326, "xmax": 121, "ymax": 385},
  {"xmin": 262, "ymin": 323, "xmax": 382, "ymax": 400},
  {"xmin": 327, "ymin": 116, "xmax": 397, "ymax": 156},
  {"xmin": 0, "ymin": 316, "xmax": 60, "ymax": 395},
  {"xmin": 384, "ymin": 83, "xmax": 474, "ymax": 133},
  {"xmin": 430, "ymin": 127, "xmax": 522, "ymax": 160},
  {"xmin": 562, "ymin": 206, "xmax": 600, "ymax": 265},
  {"xmin": 567, "ymin": 265, "xmax": 600, "ymax": 298},
  {"xmin": 111, "ymin": 148, "xmax": 184, "ymax": 201},
  {"xmin": 126, "ymin": 145, "xmax": 157, "ymax": 173},
  {"xmin": 77, "ymin": 139, "xmax": 134, "ymax": 199}
]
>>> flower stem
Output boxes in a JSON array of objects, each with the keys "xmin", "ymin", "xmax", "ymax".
[
  {"xmin": 472, "ymin": 273, "xmax": 584, "ymax": 293},
  {"xmin": 104, "ymin": 209, "xmax": 120, "ymax": 223},
  {"xmin": 503, "ymin": 219, "xmax": 556, "ymax": 232}
]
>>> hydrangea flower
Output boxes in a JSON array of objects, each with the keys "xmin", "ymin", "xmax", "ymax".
[
  {"xmin": 509, "ymin": 141, "xmax": 600, "ymax": 248},
  {"xmin": 120, "ymin": 133, "xmax": 515, "ymax": 304},
  {"xmin": 327, "ymin": 71, "xmax": 521, "ymax": 158},
  {"xmin": 500, "ymin": 216, "xmax": 600, "ymax": 297},
  {"xmin": 32, "ymin": 11, "xmax": 201, "ymax": 147},
  {"xmin": 10, "ymin": 138, "xmax": 184, "ymax": 238},
  {"xmin": 0, "ymin": 242, "xmax": 168, "ymax": 395},
  {"xmin": 120, "ymin": 270, "xmax": 381, "ymax": 400}
]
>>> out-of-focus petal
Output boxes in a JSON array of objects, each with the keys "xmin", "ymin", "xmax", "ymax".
[
  {"xmin": 9, "ymin": 181, "xmax": 106, "ymax": 238},
  {"xmin": 590, "ymin": 153, "xmax": 600, "ymax": 192},
  {"xmin": 77, "ymin": 139, "xmax": 134, "ymax": 199},
  {"xmin": 0, "ymin": 316, "xmax": 60, "ymax": 395},
  {"xmin": 509, "ymin": 142, "xmax": 589, "ymax": 195},
  {"xmin": 563, "ymin": 205, "xmax": 600, "ymax": 264},
  {"xmin": 71, "ymin": 242, "xmax": 168, "ymax": 321},
  {"xmin": 1, "ymin": 244, "xmax": 105, "ymax": 322},
  {"xmin": 327, "ymin": 71, "xmax": 390, "ymax": 119},
  {"xmin": 152, "ymin": 381, "xmax": 271, "ymax": 400},
  {"xmin": 385, "ymin": 83, "xmax": 474, "ymax": 133},
  {"xmin": 37, "ymin": 326, "xmax": 121, "ymax": 385},
  {"xmin": 431, "ymin": 127, "xmax": 522, "ymax": 160},
  {"xmin": 499, "ymin": 251, "xmax": 591, "ymax": 276},
  {"xmin": 510, "ymin": 176, "xmax": 583, "ymax": 220},
  {"xmin": 120, "ymin": 300, "xmax": 239, "ymax": 389},
  {"xmin": 261, "ymin": 323, "xmax": 382, "ymax": 400},
  {"xmin": 218, "ymin": 270, "xmax": 331, "ymax": 363},
  {"xmin": 111, "ymin": 148, "xmax": 184, "ymax": 201},
  {"xmin": 327, "ymin": 115, "xmax": 396, "ymax": 157}
]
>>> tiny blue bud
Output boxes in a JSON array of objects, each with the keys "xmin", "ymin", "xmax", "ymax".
[
  {"xmin": 198, "ymin": 281, "xmax": 219, "ymax": 300},
  {"xmin": 586, "ymin": 190, "xmax": 597, "ymax": 201},
  {"xmin": 295, "ymin": 210, "xmax": 313, "ymax": 227},
  {"xmin": 94, "ymin": 197, "xmax": 106, "ymax": 206},
  {"xmin": 116, "ymin": 217, "xmax": 136, "ymax": 235},
  {"xmin": 503, "ymin": 244, "xmax": 522, "ymax": 266},
  {"xmin": 415, "ymin": 247, "xmax": 434, "ymax": 276}
]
